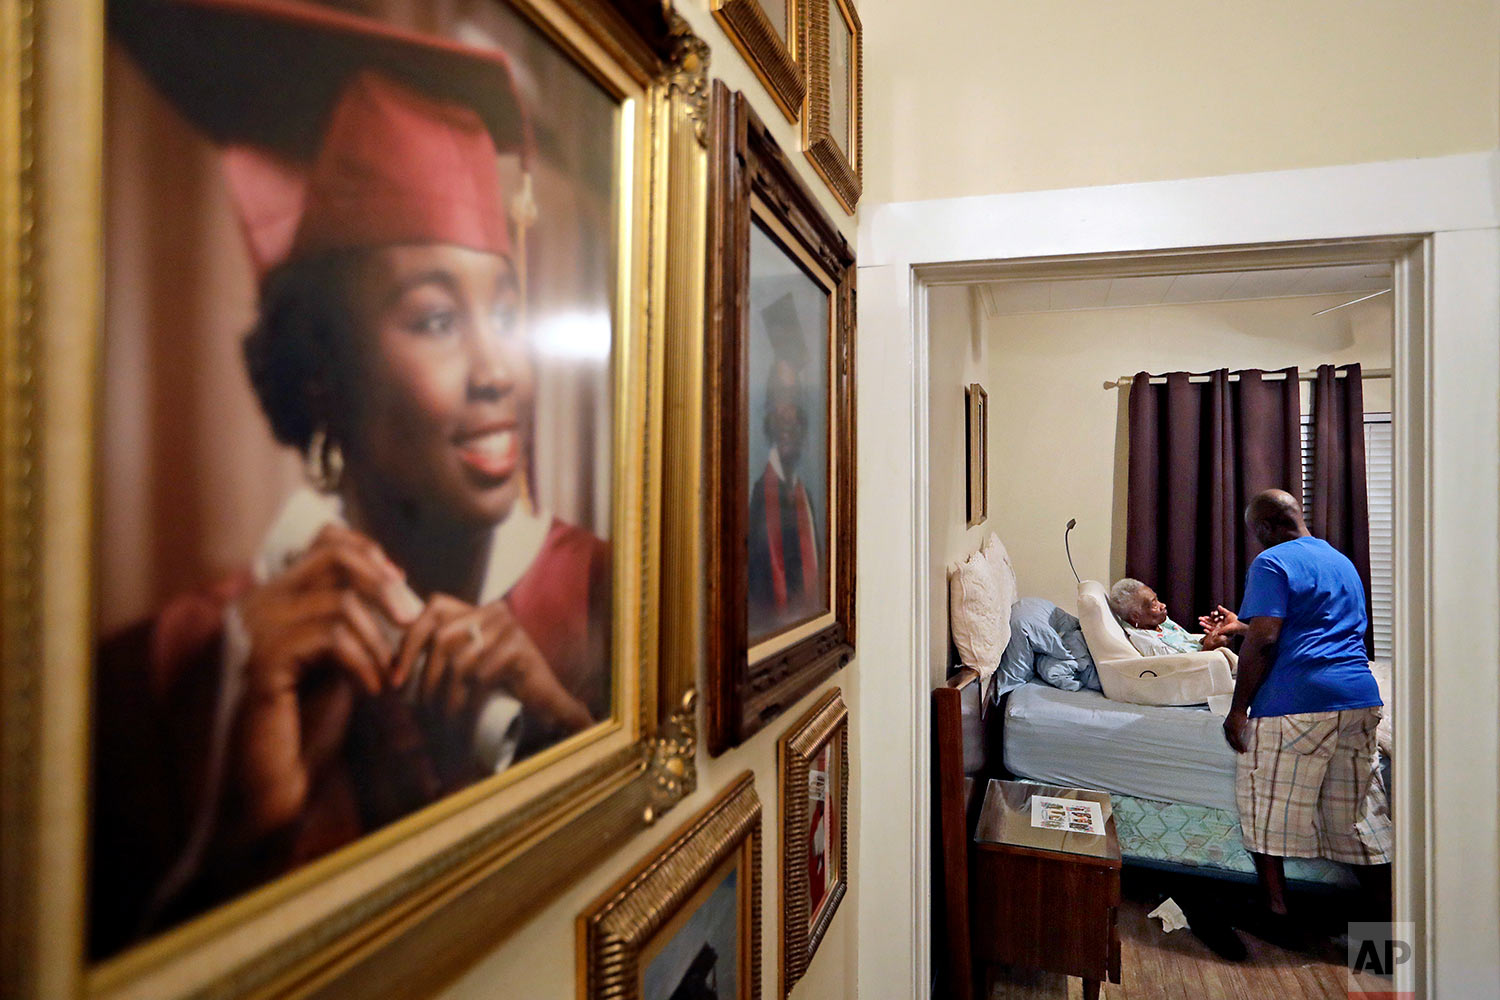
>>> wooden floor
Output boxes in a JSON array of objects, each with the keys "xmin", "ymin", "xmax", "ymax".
[{"xmin": 985, "ymin": 889, "xmax": 1391, "ymax": 1000}]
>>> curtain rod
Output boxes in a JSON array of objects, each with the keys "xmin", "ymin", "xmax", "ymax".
[{"xmin": 1104, "ymin": 367, "xmax": 1393, "ymax": 390}]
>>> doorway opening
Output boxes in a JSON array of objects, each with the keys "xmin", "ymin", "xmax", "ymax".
[{"xmin": 923, "ymin": 236, "xmax": 1424, "ymax": 998}]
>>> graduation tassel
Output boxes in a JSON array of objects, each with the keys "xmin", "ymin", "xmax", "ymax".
[{"xmin": 511, "ymin": 170, "xmax": 538, "ymax": 330}]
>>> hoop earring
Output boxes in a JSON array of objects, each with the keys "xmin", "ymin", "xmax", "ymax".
[{"xmin": 304, "ymin": 426, "xmax": 344, "ymax": 493}]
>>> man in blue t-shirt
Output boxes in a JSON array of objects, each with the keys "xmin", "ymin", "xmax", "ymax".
[{"xmin": 1206, "ymin": 489, "xmax": 1391, "ymax": 937}]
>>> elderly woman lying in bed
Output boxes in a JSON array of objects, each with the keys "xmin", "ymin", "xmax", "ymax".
[{"xmin": 1107, "ymin": 578, "xmax": 1239, "ymax": 657}]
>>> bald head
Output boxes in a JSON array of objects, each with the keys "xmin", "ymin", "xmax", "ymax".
[{"xmin": 1245, "ymin": 488, "xmax": 1309, "ymax": 547}]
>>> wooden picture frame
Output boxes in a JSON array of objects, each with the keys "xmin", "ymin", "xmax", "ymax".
[
  {"xmin": 579, "ymin": 773, "xmax": 763, "ymax": 1000},
  {"xmin": 704, "ymin": 82, "xmax": 856, "ymax": 756},
  {"xmin": 712, "ymin": 0, "xmax": 805, "ymax": 123},
  {"xmin": 0, "ymin": 1, "xmax": 711, "ymax": 998},
  {"xmin": 777, "ymin": 688, "xmax": 849, "ymax": 997},
  {"xmin": 966, "ymin": 383, "xmax": 988, "ymax": 527},
  {"xmin": 801, "ymin": 0, "xmax": 861, "ymax": 214}
]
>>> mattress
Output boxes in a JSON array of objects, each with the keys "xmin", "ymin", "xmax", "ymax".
[
  {"xmin": 1002, "ymin": 681, "xmax": 1238, "ymax": 812},
  {"xmin": 1012, "ymin": 781, "xmax": 1357, "ymax": 888}
]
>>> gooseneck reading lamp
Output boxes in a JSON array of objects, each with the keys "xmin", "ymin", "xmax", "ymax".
[{"xmin": 1064, "ymin": 518, "xmax": 1081, "ymax": 583}]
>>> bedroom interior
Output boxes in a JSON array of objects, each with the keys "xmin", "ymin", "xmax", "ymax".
[{"xmin": 933, "ymin": 263, "xmax": 1402, "ymax": 996}]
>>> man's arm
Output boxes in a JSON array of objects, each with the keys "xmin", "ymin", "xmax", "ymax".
[{"xmin": 1223, "ymin": 615, "xmax": 1282, "ymax": 753}]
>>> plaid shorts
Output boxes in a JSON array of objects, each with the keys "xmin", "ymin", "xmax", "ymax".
[{"xmin": 1235, "ymin": 707, "xmax": 1393, "ymax": 864}]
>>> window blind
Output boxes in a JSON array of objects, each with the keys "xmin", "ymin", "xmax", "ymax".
[
  {"xmin": 1364, "ymin": 414, "xmax": 1394, "ymax": 660},
  {"xmin": 1300, "ymin": 413, "xmax": 1314, "ymax": 514},
  {"xmin": 1297, "ymin": 410, "xmax": 1393, "ymax": 660}
]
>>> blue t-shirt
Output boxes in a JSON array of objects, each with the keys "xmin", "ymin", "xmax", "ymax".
[{"xmin": 1238, "ymin": 536, "xmax": 1380, "ymax": 717}]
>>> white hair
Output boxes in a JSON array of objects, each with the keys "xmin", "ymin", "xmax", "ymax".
[{"xmin": 1107, "ymin": 578, "xmax": 1149, "ymax": 621}]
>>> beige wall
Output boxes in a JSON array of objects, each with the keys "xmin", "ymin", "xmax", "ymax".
[
  {"xmin": 443, "ymin": 682, "xmax": 854, "ymax": 999},
  {"xmin": 980, "ymin": 293, "xmax": 1391, "ymax": 613},
  {"xmin": 863, "ymin": 0, "xmax": 1500, "ymax": 204},
  {"xmin": 927, "ymin": 285, "xmax": 990, "ymax": 685},
  {"xmin": 440, "ymin": 2, "xmax": 861, "ymax": 998}
]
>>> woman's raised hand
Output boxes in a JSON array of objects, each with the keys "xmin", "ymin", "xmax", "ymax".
[
  {"xmin": 233, "ymin": 523, "xmax": 422, "ymax": 835},
  {"xmin": 1198, "ymin": 605, "xmax": 1241, "ymax": 633},
  {"xmin": 393, "ymin": 594, "xmax": 594, "ymax": 735}
]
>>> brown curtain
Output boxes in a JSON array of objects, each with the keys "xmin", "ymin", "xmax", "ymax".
[
  {"xmin": 1311, "ymin": 362, "xmax": 1374, "ymax": 656},
  {"xmin": 1125, "ymin": 367, "xmax": 1302, "ymax": 623}
]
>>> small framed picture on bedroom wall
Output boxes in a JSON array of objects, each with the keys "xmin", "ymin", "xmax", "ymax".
[{"xmin": 967, "ymin": 383, "xmax": 989, "ymax": 527}]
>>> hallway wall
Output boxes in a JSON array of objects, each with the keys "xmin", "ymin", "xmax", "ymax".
[{"xmin": 863, "ymin": 0, "xmax": 1500, "ymax": 204}]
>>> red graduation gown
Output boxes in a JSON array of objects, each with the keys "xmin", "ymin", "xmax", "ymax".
[{"xmin": 89, "ymin": 518, "xmax": 609, "ymax": 958}]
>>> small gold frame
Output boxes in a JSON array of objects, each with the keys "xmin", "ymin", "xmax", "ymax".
[
  {"xmin": 712, "ymin": 0, "xmax": 805, "ymax": 123},
  {"xmin": 0, "ymin": 1, "xmax": 712, "ymax": 998},
  {"xmin": 578, "ymin": 772, "xmax": 763, "ymax": 1000},
  {"xmin": 801, "ymin": 0, "xmax": 861, "ymax": 214},
  {"xmin": 777, "ymin": 687, "xmax": 848, "ymax": 996}
]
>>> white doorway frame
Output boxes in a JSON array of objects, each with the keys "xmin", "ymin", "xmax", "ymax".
[{"xmin": 853, "ymin": 151, "xmax": 1500, "ymax": 1000}]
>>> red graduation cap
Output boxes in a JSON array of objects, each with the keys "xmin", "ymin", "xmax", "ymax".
[
  {"xmin": 760, "ymin": 292, "xmax": 811, "ymax": 371},
  {"xmin": 110, "ymin": 0, "xmax": 536, "ymax": 279}
]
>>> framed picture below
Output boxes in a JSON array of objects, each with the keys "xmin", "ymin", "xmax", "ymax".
[
  {"xmin": 705, "ymin": 82, "xmax": 856, "ymax": 756},
  {"xmin": 579, "ymin": 773, "xmax": 763, "ymax": 1000},
  {"xmin": 2, "ymin": 0, "xmax": 710, "ymax": 997},
  {"xmin": 966, "ymin": 383, "xmax": 989, "ymax": 526},
  {"xmin": 802, "ymin": 0, "xmax": 861, "ymax": 213},
  {"xmin": 712, "ymin": 0, "xmax": 804, "ymax": 123},
  {"xmin": 777, "ymin": 688, "xmax": 849, "ymax": 997}
]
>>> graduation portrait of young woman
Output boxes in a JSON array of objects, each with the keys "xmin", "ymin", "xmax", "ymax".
[{"xmin": 92, "ymin": 0, "xmax": 626, "ymax": 958}]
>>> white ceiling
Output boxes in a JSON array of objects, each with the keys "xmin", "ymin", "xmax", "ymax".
[{"xmin": 979, "ymin": 263, "xmax": 1391, "ymax": 317}]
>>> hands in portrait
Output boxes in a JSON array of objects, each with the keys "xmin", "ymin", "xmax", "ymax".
[
  {"xmin": 392, "ymin": 594, "xmax": 593, "ymax": 734},
  {"xmin": 234, "ymin": 523, "xmax": 590, "ymax": 835},
  {"xmin": 235, "ymin": 523, "xmax": 423, "ymax": 834}
]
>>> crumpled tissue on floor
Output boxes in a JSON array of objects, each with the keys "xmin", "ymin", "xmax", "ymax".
[{"xmin": 1146, "ymin": 897, "xmax": 1189, "ymax": 933}]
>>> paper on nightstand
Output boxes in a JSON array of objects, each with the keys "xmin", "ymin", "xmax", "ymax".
[
  {"xmin": 1147, "ymin": 897, "xmax": 1189, "ymax": 933},
  {"xmin": 1030, "ymin": 794, "xmax": 1105, "ymax": 835}
]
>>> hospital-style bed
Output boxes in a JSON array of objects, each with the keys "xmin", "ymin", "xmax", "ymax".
[{"xmin": 997, "ymin": 680, "xmax": 1392, "ymax": 888}]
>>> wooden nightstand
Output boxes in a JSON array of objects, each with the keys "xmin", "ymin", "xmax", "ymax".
[{"xmin": 968, "ymin": 780, "xmax": 1122, "ymax": 1000}]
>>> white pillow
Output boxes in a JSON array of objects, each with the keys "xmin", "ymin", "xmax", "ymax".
[
  {"xmin": 982, "ymin": 533, "xmax": 1020, "ymax": 613},
  {"xmin": 1075, "ymin": 580, "xmax": 1139, "ymax": 662},
  {"xmin": 948, "ymin": 550, "xmax": 1010, "ymax": 675}
]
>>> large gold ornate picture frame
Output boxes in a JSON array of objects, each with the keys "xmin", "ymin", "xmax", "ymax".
[
  {"xmin": 0, "ymin": 0, "xmax": 710, "ymax": 997},
  {"xmin": 801, "ymin": 0, "xmax": 861, "ymax": 213},
  {"xmin": 704, "ymin": 82, "xmax": 855, "ymax": 756},
  {"xmin": 578, "ymin": 772, "xmax": 762, "ymax": 1000},
  {"xmin": 711, "ymin": 0, "xmax": 804, "ymax": 123},
  {"xmin": 777, "ymin": 688, "xmax": 847, "ymax": 997}
]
